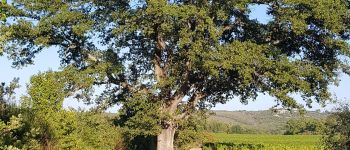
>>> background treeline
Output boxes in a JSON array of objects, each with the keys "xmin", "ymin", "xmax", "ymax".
[
  {"xmin": 205, "ymin": 118, "xmax": 325, "ymax": 135},
  {"xmin": 204, "ymin": 121, "xmax": 260, "ymax": 134}
]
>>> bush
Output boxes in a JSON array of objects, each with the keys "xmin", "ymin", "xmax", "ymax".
[
  {"xmin": 322, "ymin": 103, "xmax": 350, "ymax": 149},
  {"xmin": 284, "ymin": 118, "xmax": 325, "ymax": 135}
]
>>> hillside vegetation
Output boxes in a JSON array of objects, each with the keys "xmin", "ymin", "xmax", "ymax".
[{"xmin": 208, "ymin": 110, "xmax": 328, "ymax": 134}]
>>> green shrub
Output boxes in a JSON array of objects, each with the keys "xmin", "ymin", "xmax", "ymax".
[
  {"xmin": 284, "ymin": 118, "xmax": 325, "ymax": 135},
  {"xmin": 322, "ymin": 103, "xmax": 350, "ymax": 149}
]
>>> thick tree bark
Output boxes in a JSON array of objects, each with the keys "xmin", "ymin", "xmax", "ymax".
[{"xmin": 157, "ymin": 125, "xmax": 176, "ymax": 150}]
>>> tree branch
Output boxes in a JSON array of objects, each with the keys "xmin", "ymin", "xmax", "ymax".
[
  {"xmin": 106, "ymin": 73, "xmax": 133, "ymax": 92},
  {"xmin": 153, "ymin": 24, "xmax": 165, "ymax": 82},
  {"xmin": 167, "ymin": 83, "xmax": 190, "ymax": 113},
  {"xmin": 167, "ymin": 60, "xmax": 192, "ymax": 113},
  {"xmin": 175, "ymin": 92, "xmax": 205, "ymax": 120}
]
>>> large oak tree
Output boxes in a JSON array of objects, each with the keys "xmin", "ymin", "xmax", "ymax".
[{"xmin": 1, "ymin": 0, "xmax": 350, "ymax": 149}]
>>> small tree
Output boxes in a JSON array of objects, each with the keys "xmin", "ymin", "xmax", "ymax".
[
  {"xmin": 19, "ymin": 70, "xmax": 123, "ymax": 150},
  {"xmin": 1, "ymin": 1, "xmax": 350, "ymax": 149},
  {"xmin": 0, "ymin": 79, "xmax": 42, "ymax": 150},
  {"xmin": 323, "ymin": 103, "xmax": 350, "ymax": 149}
]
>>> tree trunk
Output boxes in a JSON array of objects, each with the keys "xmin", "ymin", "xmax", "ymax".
[
  {"xmin": 157, "ymin": 126, "xmax": 176, "ymax": 150},
  {"xmin": 44, "ymin": 137, "xmax": 52, "ymax": 150}
]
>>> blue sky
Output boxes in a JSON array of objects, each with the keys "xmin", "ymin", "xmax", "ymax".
[{"xmin": 0, "ymin": 4, "xmax": 349, "ymax": 112}]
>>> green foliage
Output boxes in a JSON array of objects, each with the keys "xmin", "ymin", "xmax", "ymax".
[
  {"xmin": 19, "ymin": 70, "xmax": 123, "ymax": 150},
  {"xmin": 204, "ymin": 120, "xmax": 259, "ymax": 134},
  {"xmin": 0, "ymin": 0, "xmax": 6, "ymax": 23},
  {"xmin": 0, "ymin": 78, "xmax": 19, "ymax": 103},
  {"xmin": 175, "ymin": 129, "xmax": 204, "ymax": 150},
  {"xmin": 0, "ymin": 114, "xmax": 41, "ymax": 150},
  {"xmin": 1, "ymin": 78, "xmax": 20, "ymax": 121},
  {"xmin": 1, "ymin": 0, "xmax": 349, "ymax": 110},
  {"xmin": 227, "ymin": 125, "xmax": 258, "ymax": 134},
  {"xmin": 1, "ymin": 106, "xmax": 123, "ymax": 150},
  {"xmin": 322, "ymin": 103, "xmax": 350, "ymax": 149},
  {"xmin": 0, "ymin": 80, "xmax": 41, "ymax": 150},
  {"xmin": 69, "ymin": 112, "xmax": 123, "ymax": 150},
  {"xmin": 175, "ymin": 112, "xmax": 208, "ymax": 149},
  {"xmin": 116, "ymin": 93, "xmax": 162, "ymax": 138},
  {"xmin": 115, "ymin": 93, "xmax": 161, "ymax": 150},
  {"xmin": 284, "ymin": 118, "xmax": 326, "ymax": 135},
  {"xmin": 26, "ymin": 71, "xmax": 66, "ymax": 112},
  {"xmin": 205, "ymin": 121, "xmax": 230, "ymax": 133}
]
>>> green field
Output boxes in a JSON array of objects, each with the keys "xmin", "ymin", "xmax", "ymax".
[{"xmin": 203, "ymin": 133, "xmax": 324, "ymax": 150}]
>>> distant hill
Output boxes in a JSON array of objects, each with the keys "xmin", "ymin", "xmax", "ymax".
[{"xmin": 208, "ymin": 109, "xmax": 329, "ymax": 134}]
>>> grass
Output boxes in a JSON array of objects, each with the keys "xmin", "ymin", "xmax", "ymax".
[{"xmin": 203, "ymin": 133, "xmax": 324, "ymax": 149}]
